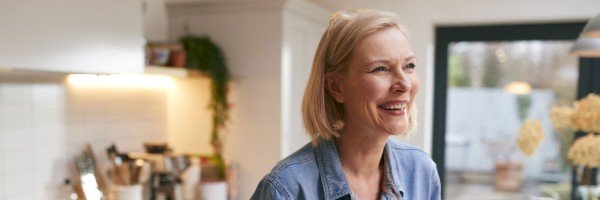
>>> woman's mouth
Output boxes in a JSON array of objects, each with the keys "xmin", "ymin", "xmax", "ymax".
[
  {"xmin": 378, "ymin": 104, "xmax": 407, "ymax": 111},
  {"xmin": 377, "ymin": 101, "xmax": 408, "ymax": 115}
]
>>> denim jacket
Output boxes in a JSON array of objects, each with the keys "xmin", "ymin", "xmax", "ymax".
[{"xmin": 251, "ymin": 138, "xmax": 441, "ymax": 200}]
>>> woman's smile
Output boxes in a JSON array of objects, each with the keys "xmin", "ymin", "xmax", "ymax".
[{"xmin": 377, "ymin": 100, "xmax": 408, "ymax": 116}]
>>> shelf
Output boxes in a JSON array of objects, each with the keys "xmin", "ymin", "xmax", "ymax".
[
  {"xmin": 145, "ymin": 66, "xmax": 206, "ymax": 78},
  {"xmin": 145, "ymin": 65, "xmax": 187, "ymax": 77}
]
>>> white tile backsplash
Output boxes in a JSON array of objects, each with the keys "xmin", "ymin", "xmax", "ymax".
[
  {"xmin": 1, "ymin": 106, "xmax": 32, "ymax": 125},
  {"xmin": 3, "ymin": 148, "xmax": 34, "ymax": 175},
  {"xmin": 32, "ymin": 127, "xmax": 65, "ymax": 146},
  {"xmin": 32, "ymin": 83, "xmax": 64, "ymax": 103},
  {"xmin": 0, "ymin": 83, "xmax": 32, "ymax": 103},
  {"xmin": 4, "ymin": 173, "xmax": 35, "ymax": 199},
  {"xmin": 0, "ymin": 73, "xmax": 168, "ymax": 198},
  {"xmin": 32, "ymin": 105, "xmax": 64, "ymax": 125},
  {"xmin": 1, "ymin": 129, "xmax": 32, "ymax": 150}
]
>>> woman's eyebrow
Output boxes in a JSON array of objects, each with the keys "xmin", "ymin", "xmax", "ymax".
[
  {"xmin": 365, "ymin": 55, "xmax": 417, "ymax": 65},
  {"xmin": 405, "ymin": 55, "xmax": 417, "ymax": 62},
  {"xmin": 364, "ymin": 58, "xmax": 390, "ymax": 66}
]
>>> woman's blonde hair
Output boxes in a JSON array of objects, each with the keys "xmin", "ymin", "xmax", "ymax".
[{"xmin": 301, "ymin": 9, "xmax": 417, "ymax": 144}]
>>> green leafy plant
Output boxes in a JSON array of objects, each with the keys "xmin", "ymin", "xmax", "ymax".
[{"xmin": 180, "ymin": 35, "xmax": 230, "ymax": 179}]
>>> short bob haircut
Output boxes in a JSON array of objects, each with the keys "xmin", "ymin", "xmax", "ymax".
[{"xmin": 302, "ymin": 9, "xmax": 417, "ymax": 143}]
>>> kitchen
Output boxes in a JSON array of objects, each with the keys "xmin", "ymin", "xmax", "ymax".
[
  {"xmin": 1, "ymin": 0, "xmax": 600, "ymax": 199},
  {"xmin": 0, "ymin": 0, "xmax": 259, "ymax": 199}
]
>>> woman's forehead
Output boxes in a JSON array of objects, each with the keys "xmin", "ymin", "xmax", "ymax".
[{"xmin": 352, "ymin": 29, "xmax": 415, "ymax": 64}]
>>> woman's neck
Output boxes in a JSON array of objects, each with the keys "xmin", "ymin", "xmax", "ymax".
[
  {"xmin": 334, "ymin": 126, "xmax": 388, "ymax": 177},
  {"xmin": 335, "ymin": 125, "xmax": 388, "ymax": 200}
]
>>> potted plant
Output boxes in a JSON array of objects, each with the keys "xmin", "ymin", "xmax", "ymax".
[{"xmin": 180, "ymin": 35, "xmax": 231, "ymax": 180}]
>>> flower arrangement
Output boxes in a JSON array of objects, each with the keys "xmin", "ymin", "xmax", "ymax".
[
  {"xmin": 568, "ymin": 134, "xmax": 600, "ymax": 167},
  {"xmin": 549, "ymin": 93, "xmax": 600, "ymax": 199},
  {"xmin": 517, "ymin": 119, "xmax": 545, "ymax": 156},
  {"xmin": 549, "ymin": 93, "xmax": 600, "ymax": 168}
]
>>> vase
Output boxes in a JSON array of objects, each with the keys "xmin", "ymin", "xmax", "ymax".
[
  {"xmin": 578, "ymin": 185, "xmax": 600, "ymax": 200},
  {"xmin": 199, "ymin": 180, "xmax": 228, "ymax": 200},
  {"xmin": 494, "ymin": 162, "xmax": 523, "ymax": 192},
  {"xmin": 169, "ymin": 50, "xmax": 187, "ymax": 68}
]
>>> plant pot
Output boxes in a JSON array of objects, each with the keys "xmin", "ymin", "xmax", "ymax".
[
  {"xmin": 494, "ymin": 162, "xmax": 523, "ymax": 192},
  {"xmin": 199, "ymin": 180, "xmax": 227, "ymax": 200},
  {"xmin": 169, "ymin": 50, "xmax": 187, "ymax": 68}
]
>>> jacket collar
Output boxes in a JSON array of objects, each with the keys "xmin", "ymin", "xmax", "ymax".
[{"xmin": 315, "ymin": 138, "xmax": 405, "ymax": 200}]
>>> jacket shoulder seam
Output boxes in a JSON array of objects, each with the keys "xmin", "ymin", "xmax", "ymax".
[
  {"xmin": 268, "ymin": 153, "xmax": 315, "ymax": 179},
  {"xmin": 261, "ymin": 176, "xmax": 291, "ymax": 200}
]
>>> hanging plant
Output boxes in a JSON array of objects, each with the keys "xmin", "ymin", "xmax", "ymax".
[{"xmin": 180, "ymin": 35, "xmax": 230, "ymax": 179}]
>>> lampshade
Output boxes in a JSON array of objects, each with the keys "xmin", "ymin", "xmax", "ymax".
[
  {"xmin": 581, "ymin": 13, "xmax": 600, "ymax": 38},
  {"xmin": 504, "ymin": 81, "xmax": 532, "ymax": 95},
  {"xmin": 570, "ymin": 38, "xmax": 600, "ymax": 58}
]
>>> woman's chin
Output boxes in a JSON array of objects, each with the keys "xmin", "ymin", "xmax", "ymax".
[{"xmin": 382, "ymin": 124, "xmax": 408, "ymax": 136}]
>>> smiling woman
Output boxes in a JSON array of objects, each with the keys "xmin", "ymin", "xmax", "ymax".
[{"xmin": 252, "ymin": 9, "xmax": 440, "ymax": 200}]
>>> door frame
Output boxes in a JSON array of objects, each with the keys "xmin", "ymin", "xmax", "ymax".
[{"xmin": 432, "ymin": 22, "xmax": 588, "ymax": 198}]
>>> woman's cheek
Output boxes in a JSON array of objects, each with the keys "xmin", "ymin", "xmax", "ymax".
[
  {"xmin": 410, "ymin": 76, "xmax": 420, "ymax": 98},
  {"xmin": 408, "ymin": 76, "xmax": 420, "ymax": 108}
]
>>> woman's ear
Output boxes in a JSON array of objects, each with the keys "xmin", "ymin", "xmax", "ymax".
[{"xmin": 325, "ymin": 72, "xmax": 344, "ymax": 103}]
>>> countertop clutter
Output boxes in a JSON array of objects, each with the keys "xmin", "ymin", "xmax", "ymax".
[{"xmin": 68, "ymin": 142, "xmax": 232, "ymax": 200}]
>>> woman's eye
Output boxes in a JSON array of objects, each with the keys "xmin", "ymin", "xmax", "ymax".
[
  {"xmin": 371, "ymin": 66, "xmax": 388, "ymax": 72},
  {"xmin": 406, "ymin": 63, "xmax": 416, "ymax": 69}
]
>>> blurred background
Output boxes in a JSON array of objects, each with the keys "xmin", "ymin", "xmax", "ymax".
[{"xmin": 0, "ymin": 0, "xmax": 599, "ymax": 199}]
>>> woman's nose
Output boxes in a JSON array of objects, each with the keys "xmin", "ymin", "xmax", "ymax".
[{"xmin": 391, "ymin": 70, "xmax": 411, "ymax": 93}]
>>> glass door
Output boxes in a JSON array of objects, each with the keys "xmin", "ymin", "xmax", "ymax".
[{"xmin": 432, "ymin": 23, "xmax": 587, "ymax": 200}]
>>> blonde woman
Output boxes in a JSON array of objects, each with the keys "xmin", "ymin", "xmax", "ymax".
[{"xmin": 252, "ymin": 9, "xmax": 441, "ymax": 200}]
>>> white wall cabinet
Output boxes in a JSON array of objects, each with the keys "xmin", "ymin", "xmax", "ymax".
[
  {"xmin": 0, "ymin": 0, "xmax": 144, "ymax": 74},
  {"xmin": 143, "ymin": 0, "xmax": 169, "ymax": 42}
]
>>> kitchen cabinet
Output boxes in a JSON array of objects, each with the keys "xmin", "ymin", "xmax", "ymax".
[
  {"xmin": 143, "ymin": 0, "xmax": 169, "ymax": 42},
  {"xmin": 0, "ymin": 0, "xmax": 144, "ymax": 74}
]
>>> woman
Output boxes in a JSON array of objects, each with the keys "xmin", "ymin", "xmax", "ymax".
[{"xmin": 252, "ymin": 9, "xmax": 441, "ymax": 200}]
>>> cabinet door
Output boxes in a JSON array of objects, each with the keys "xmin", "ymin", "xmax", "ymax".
[{"xmin": 0, "ymin": 0, "xmax": 144, "ymax": 74}]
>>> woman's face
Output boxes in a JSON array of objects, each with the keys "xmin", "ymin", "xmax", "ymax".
[{"xmin": 330, "ymin": 28, "xmax": 420, "ymax": 135}]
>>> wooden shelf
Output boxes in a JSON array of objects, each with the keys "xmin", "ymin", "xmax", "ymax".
[{"xmin": 145, "ymin": 66, "xmax": 206, "ymax": 78}]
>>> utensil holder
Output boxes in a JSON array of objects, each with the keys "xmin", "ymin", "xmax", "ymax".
[{"xmin": 108, "ymin": 184, "xmax": 143, "ymax": 200}]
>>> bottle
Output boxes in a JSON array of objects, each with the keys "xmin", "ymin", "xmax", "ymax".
[
  {"xmin": 62, "ymin": 178, "xmax": 78, "ymax": 200},
  {"xmin": 227, "ymin": 162, "xmax": 239, "ymax": 200},
  {"xmin": 181, "ymin": 157, "xmax": 201, "ymax": 200}
]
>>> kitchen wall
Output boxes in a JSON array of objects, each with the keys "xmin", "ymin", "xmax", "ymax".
[
  {"xmin": 0, "ymin": 72, "xmax": 169, "ymax": 199},
  {"xmin": 167, "ymin": 77, "xmax": 213, "ymax": 154}
]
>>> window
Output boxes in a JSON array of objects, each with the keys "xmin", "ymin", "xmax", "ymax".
[{"xmin": 432, "ymin": 22, "xmax": 596, "ymax": 200}]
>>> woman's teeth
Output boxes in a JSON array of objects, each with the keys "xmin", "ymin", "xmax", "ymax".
[{"xmin": 380, "ymin": 104, "xmax": 406, "ymax": 111}]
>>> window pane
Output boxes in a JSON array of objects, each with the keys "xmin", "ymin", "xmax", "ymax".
[{"xmin": 445, "ymin": 40, "xmax": 577, "ymax": 199}]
